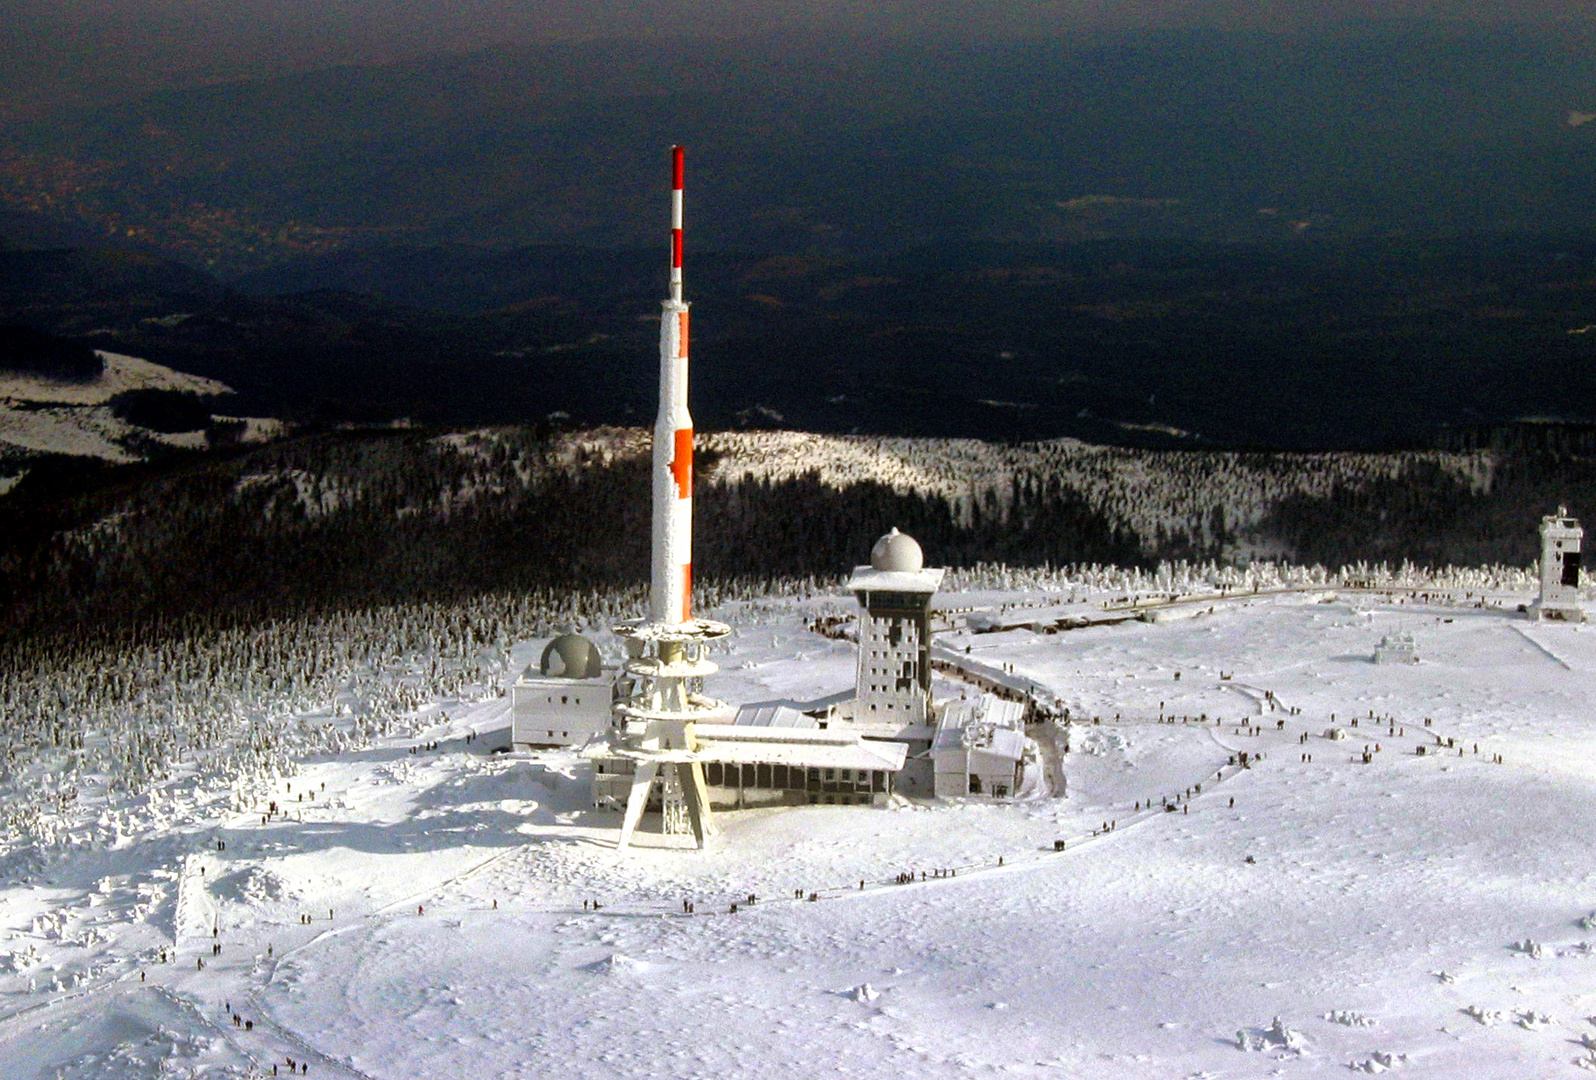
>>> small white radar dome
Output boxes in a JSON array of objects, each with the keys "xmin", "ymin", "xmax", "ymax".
[
  {"xmin": 539, "ymin": 633, "xmax": 603, "ymax": 679},
  {"xmin": 870, "ymin": 527, "xmax": 924, "ymax": 573}
]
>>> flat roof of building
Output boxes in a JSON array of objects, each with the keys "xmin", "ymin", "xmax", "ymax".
[
  {"xmin": 694, "ymin": 725, "xmax": 909, "ymax": 772},
  {"xmin": 846, "ymin": 566, "xmax": 947, "ymax": 594},
  {"xmin": 733, "ymin": 703, "xmax": 819, "ymax": 729},
  {"xmin": 933, "ymin": 694, "xmax": 1028, "ymax": 760}
]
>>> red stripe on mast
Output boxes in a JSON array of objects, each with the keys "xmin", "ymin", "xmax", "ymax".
[{"xmin": 672, "ymin": 145, "xmax": 684, "ymax": 190}]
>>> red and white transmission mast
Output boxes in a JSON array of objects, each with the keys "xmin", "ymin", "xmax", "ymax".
[{"xmin": 612, "ymin": 146, "xmax": 731, "ymax": 851}]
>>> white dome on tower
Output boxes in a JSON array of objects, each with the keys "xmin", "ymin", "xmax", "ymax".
[{"xmin": 870, "ymin": 528, "xmax": 924, "ymax": 573}]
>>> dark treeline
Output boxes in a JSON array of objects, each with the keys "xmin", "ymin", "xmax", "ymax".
[
  {"xmin": 1262, "ymin": 455, "xmax": 1596, "ymax": 569},
  {"xmin": 0, "ymin": 324, "xmax": 103, "ymax": 380},
  {"xmin": 0, "ymin": 427, "xmax": 1590, "ymax": 648},
  {"xmin": 700, "ymin": 471, "xmax": 1140, "ymax": 582},
  {"xmin": 108, "ymin": 388, "xmax": 225, "ymax": 432},
  {"xmin": 1437, "ymin": 421, "xmax": 1596, "ymax": 458},
  {"xmin": 0, "ymin": 429, "xmax": 1140, "ymax": 644}
]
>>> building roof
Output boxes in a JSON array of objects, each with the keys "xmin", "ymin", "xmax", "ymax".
[
  {"xmin": 933, "ymin": 694, "xmax": 1028, "ymax": 761},
  {"xmin": 693, "ymin": 724, "xmax": 909, "ymax": 772},
  {"xmin": 846, "ymin": 566, "xmax": 947, "ymax": 594},
  {"xmin": 733, "ymin": 703, "xmax": 819, "ymax": 729},
  {"xmin": 1541, "ymin": 505, "xmax": 1584, "ymax": 538},
  {"xmin": 933, "ymin": 722, "xmax": 1027, "ymax": 761}
]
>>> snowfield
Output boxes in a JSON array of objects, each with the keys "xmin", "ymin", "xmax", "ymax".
[
  {"xmin": 0, "ymin": 350, "xmax": 231, "ymax": 463},
  {"xmin": 0, "ymin": 352, "xmax": 229, "ymax": 409},
  {"xmin": 5, "ymin": 580, "xmax": 1596, "ymax": 1078},
  {"xmin": 0, "ymin": 351, "xmax": 279, "ymax": 473}
]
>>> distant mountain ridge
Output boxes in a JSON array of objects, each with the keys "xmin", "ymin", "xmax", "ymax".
[
  {"xmin": 7, "ymin": 28, "xmax": 1596, "ymax": 274},
  {"xmin": 6, "ymin": 233, "xmax": 1596, "ymax": 451}
]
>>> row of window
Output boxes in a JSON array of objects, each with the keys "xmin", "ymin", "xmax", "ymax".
[
  {"xmin": 865, "ymin": 627, "xmax": 918, "ymax": 644},
  {"xmin": 809, "ymin": 793, "xmax": 875, "ymax": 805},
  {"xmin": 703, "ymin": 761, "xmax": 889, "ymax": 793}
]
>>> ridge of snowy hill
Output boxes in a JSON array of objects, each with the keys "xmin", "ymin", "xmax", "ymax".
[
  {"xmin": 698, "ymin": 430, "xmax": 1498, "ymax": 555},
  {"xmin": 0, "ymin": 351, "xmax": 280, "ymax": 473},
  {"xmin": 546, "ymin": 426, "xmax": 1507, "ymax": 558},
  {"xmin": 5, "ymin": 422, "xmax": 1586, "ymax": 640},
  {"xmin": 0, "ymin": 351, "xmax": 229, "ymax": 407}
]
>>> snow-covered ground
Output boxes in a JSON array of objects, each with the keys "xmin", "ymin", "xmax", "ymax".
[
  {"xmin": 0, "ymin": 350, "xmax": 231, "ymax": 463},
  {"xmin": 5, "ymin": 584, "xmax": 1596, "ymax": 1078},
  {"xmin": 0, "ymin": 352, "xmax": 229, "ymax": 409},
  {"xmin": 0, "ymin": 351, "xmax": 278, "ymax": 472}
]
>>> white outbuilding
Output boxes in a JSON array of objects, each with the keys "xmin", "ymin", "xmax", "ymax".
[
  {"xmin": 1534, "ymin": 507, "xmax": 1584, "ymax": 622},
  {"xmin": 511, "ymin": 633, "xmax": 617, "ymax": 748},
  {"xmin": 931, "ymin": 694, "xmax": 1028, "ymax": 798}
]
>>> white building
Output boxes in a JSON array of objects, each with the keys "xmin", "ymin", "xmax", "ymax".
[
  {"xmin": 591, "ymin": 712, "xmax": 907, "ymax": 811},
  {"xmin": 1534, "ymin": 507, "xmax": 1584, "ymax": 622},
  {"xmin": 1373, "ymin": 632, "xmax": 1419, "ymax": 664},
  {"xmin": 845, "ymin": 528, "xmax": 945, "ymax": 726},
  {"xmin": 817, "ymin": 528, "xmax": 947, "ymax": 793},
  {"xmin": 591, "ymin": 526, "xmax": 1033, "ymax": 817},
  {"xmin": 932, "ymin": 695, "xmax": 1028, "ymax": 798},
  {"xmin": 511, "ymin": 634, "xmax": 616, "ymax": 748},
  {"xmin": 827, "ymin": 528, "xmax": 1029, "ymax": 799}
]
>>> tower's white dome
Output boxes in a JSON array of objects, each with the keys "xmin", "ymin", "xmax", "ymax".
[{"xmin": 870, "ymin": 527, "xmax": 924, "ymax": 573}]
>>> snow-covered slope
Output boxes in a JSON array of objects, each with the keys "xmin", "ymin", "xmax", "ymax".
[
  {"xmin": 0, "ymin": 352, "xmax": 228, "ymax": 407},
  {"xmin": 4, "ymin": 575, "xmax": 1596, "ymax": 1077},
  {"xmin": 702, "ymin": 429, "xmax": 1496, "ymax": 553},
  {"xmin": 0, "ymin": 351, "xmax": 277, "ymax": 472},
  {"xmin": 530, "ymin": 426, "xmax": 1499, "ymax": 556}
]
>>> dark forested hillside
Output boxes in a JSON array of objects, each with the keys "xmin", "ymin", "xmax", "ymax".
[
  {"xmin": 0, "ymin": 429, "xmax": 1137, "ymax": 641},
  {"xmin": 0, "ymin": 426, "xmax": 1590, "ymax": 647},
  {"xmin": 0, "ymin": 324, "xmax": 102, "ymax": 379}
]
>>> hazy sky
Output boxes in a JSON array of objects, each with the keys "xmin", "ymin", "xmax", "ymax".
[{"xmin": 4, "ymin": 0, "xmax": 1592, "ymax": 115}]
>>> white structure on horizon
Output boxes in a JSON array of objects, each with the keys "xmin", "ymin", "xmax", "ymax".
[
  {"xmin": 1534, "ymin": 506, "xmax": 1584, "ymax": 622},
  {"xmin": 511, "ymin": 634, "xmax": 615, "ymax": 747}
]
